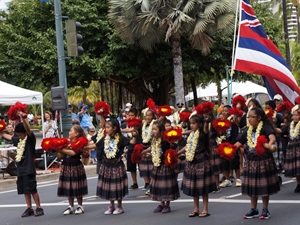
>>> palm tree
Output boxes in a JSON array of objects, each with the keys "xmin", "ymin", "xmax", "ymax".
[
  {"xmin": 68, "ymin": 81, "xmax": 100, "ymax": 106},
  {"xmin": 108, "ymin": 0, "xmax": 235, "ymax": 105}
]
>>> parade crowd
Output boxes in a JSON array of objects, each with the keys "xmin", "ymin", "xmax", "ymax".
[{"xmin": 1, "ymin": 93, "xmax": 300, "ymax": 221}]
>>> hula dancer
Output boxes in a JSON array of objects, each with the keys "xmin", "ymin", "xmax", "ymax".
[
  {"xmin": 277, "ymin": 105, "xmax": 300, "ymax": 193},
  {"xmin": 0, "ymin": 113, "xmax": 44, "ymax": 217},
  {"xmin": 178, "ymin": 115, "xmax": 216, "ymax": 218},
  {"xmin": 235, "ymin": 108, "xmax": 280, "ymax": 220},
  {"xmin": 57, "ymin": 125, "xmax": 88, "ymax": 215},
  {"xmin": 88, "ymin": 119, "xmax": 138, "ymax": 215},
  {"xmin": 137, "ymin": 109, "xmax": 156, "ymax": 194},
  {"xmin": 150, "ymin": 121, "xmax": 180, "ymax": 213}
]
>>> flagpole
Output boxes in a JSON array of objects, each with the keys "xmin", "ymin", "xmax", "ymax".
[{"xmin": 229, "ymin": 0, "xmax": 241, "ymax": 105}]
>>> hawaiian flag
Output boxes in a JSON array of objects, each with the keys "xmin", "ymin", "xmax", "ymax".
[{"xmin": 233, "ymin": 0, "xmax": 300, "ymax": 104}]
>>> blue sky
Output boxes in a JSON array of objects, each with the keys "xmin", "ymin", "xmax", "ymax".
[{"xmin": 0, "ymin": 0, "xmax": 9, "ymax": 10}]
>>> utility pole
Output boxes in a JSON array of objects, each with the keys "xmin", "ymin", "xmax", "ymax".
[{"xmin": 54, "ymin": 0, "xmax": 72, "ymax": 137}]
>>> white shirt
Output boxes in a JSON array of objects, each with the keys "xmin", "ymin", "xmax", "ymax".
[{"xmin": 27, "ymin": 114, "xmax": 34, "ymax": 120}]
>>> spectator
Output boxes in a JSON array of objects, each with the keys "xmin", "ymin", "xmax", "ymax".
[
  {"xmin": 274, "ymin": 94, "xmax": 283, "ymax": 108},
  {"xmin": 86, "ymin": 125, "xmax": 97, "ymax": 165},
  {"xmin": 117, "ymin": 109, "xmax": 127, "ymax": 125},
  {"xmin": 126, "ymin": 103, "xmax": 132, "ymax": 110},
  {"xmin": 27, "ymin": 112, "xmax": 34, "ymax": 122},
  {"xmin": 77, "ymin": 105, "xmax": 92, "ymax": 133},
  {"xmin": 191, "ymin": 104, "xmax": 196, "ymax": 112},
  {"xmin": 44, "ymin": 111, "xmax": 60, "ymax": 138},
  {"xmin": 217, "ymin": 102, "xmax": 223, "ymax": 118},
  {"xmin": 1, "ymin": 123, "xmax": 18, "ymax": 144},
  {"xmin": 68, "ymin": 103, "xmax": 80, "ymax": 125}
]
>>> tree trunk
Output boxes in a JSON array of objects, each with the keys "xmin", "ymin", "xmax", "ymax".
[
  {"xmin": 101, "ymin": 83, "xmax": 105, "ymax": 102},
  {"xmin": 118, "ymin": 83, "xmax": 122, "ymax": 112},
  {"xmin": 190, "ymin": 76, "xmax": 198, "ymax": 106},
  {"xmin": 110, "ymin": 80, "xmax": 115, "ymax": 113},
  {"xmin": 296, "ymin": 4, "xmax": 300, "ymax": 43},
  {"xmin": 283, "ymin": 0, "xmax": 292, "ymax": 69},
  {"xmin": 217, "ymin": 83, "xmax": 222, "ymax": 105},
  {"xmin": 172, "ymin": 31, "xmax": 185, "ymax": 105}
]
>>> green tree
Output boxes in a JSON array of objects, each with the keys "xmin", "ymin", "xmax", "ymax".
[{"xmin": 108, "ymin": 0, "xmax": 236, "ymax": 105}]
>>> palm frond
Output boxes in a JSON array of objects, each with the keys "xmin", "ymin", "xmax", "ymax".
[
  {"xmin": 182, "ymin": 0, "xmax": 196, "ymax": 14},
  {"xmin": 189, "ymin": 31, "xmax": 214, "ymax": 55}
]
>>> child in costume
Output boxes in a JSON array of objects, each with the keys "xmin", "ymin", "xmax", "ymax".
[
  {"xmin": 235, "ymin": 107, "xmax": 280, "ymax": 220},
  {"xmin": 0, "ymin": 114, "xmax": 44, "ymax": 217},
  {"xmin": 178, "ymin": 115, "xmax": 215, "ymax": 218},
  {"xmin": 57, "ymin": 125, "xmax": 88, "ymax": 215},
  {"xmin": 89, "ymin": 119, "xmax": 138, "ymax": 215},
  {"xmin": 150, "ymin": 121, "xmax": 180, "ymax": 213},
  {"xmin": 137, "ymin": 109, "xmax": 156, "ymax": 194}
]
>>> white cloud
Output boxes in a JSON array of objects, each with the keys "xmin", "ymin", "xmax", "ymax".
[{"xmin": 0, "ymin": 0, "xmax": 10, "ymax": 10}]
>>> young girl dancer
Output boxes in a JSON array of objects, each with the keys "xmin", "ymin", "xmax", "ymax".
[
  {"xmin": 138, "ymin": 110, "xmax": 156, "ymax": 194},
  {"xmin": 178, "ymin": 115, "xmax": 216, "ymax": 217},
  {"xmin": 235, "ymin": 108, "xmax": 280, "ymax": 220},
  {"xmin": 90, "ymin": 119, "xmax": 137, "ymax": 215},
  {"xmin": 57, "ymin": 125, "xmax": 88, "ymax": 215},
  {"xmin": 277, "ymin": 106, "xmax": 300, "ymax": 192},
  {"xmin": 150, "ymin": 121, "xmax": 180, "ymax": 213}
]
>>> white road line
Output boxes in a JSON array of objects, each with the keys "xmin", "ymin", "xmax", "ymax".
[
  {"xmin": 1, "ymin": 199, "xmax": 300, "ymax": 208},
  {"xmin": 282, "ymin": 180, "xmax": 295, "ymax": 185},
  {"xmin": 224, "ymin": 193, "xmax": 242, "ymax": 198}
]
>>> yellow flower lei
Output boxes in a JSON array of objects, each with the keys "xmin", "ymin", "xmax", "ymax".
[
  {"xmin": 96, "ymin": 128, "xmax": 105, "ymax": 143},
  {"xmin": 16, "ymin": 135, "xmax": 28, "ymax": 162},
  {"xmin": 127, "ymin": 126, "xmax": 133, "ymax": 138},
  {"xmin": 290, "ymin": 121, "xmax": 300, "ymax": 138},
  {"xmin": 216, "ymin": 135, "xmax": 226, "ymax": 145},
  {"xmin": 246, "ymin": 105, "xmax": 253, "ymax": 127},
  {"xmin": 227, "ymin": 115, "xmax": 233, "ymax": 121},
  {"xmin": 104, "ymin": 134, "xmax": 120, "ymax": 159},
  {"xmin": 186, "ymin": 130, "xmax": 200, "ymax": 162},
  {"xmin": 247, "ymin": 121, "xmax": 263, "ymax": 149},
  {"xmin": 142, "ymin": 120, "xmax": 155, "ymax": 143},
  {"xmin": 151, "ymin": 137, "xmax": 161, "ymax": 167}
]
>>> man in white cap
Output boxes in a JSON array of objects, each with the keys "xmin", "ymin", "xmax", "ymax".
[
  {"xmin": 273, "ymin": 94, "xmax": 283, "ymax": 108},
  {"xmin": 173, "ymin": 102, "xmax": 185, "ymax": 126},
  {"xmin": 126, "ymin": 103, "xmax": 132, "ymax": 110}
]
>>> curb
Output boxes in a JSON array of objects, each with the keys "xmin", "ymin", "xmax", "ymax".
[{"xmin": 0, "ymin": 165, "xmax": 97, "ymax": 189}]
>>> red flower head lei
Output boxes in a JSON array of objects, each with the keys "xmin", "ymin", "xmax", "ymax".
[
  {"xmin": 0, "ymin": 120, "xmax": 7, "ymax": 133},
  {"xmin": 264, "ymin": 109, "xmax": 274, "ymax": 119},
  {"xmin": 232, "ymin": 96, "xmax": 246, "ymax": 110},
  {"xmin": 217, "ymin": 143, "xmax": 237, "ymax": 161},
  {"xmin": 295, "ymin": 97, "xmax": 300, "ymax": 105},
  {"xmin": 41, "ymin": 137, "xmax": 57, "ymax": 152},
  {"xmin": 163, "ymin": 126, "xmax": 183, "ymax": 143},
  {"xmin": 70, "ymin": 137, "xmax": 89, "ymax": 152},
  {"xmin": 94, "ymin": 101, "xmax": 111, "ymax": 117},
  {"xmin": 195, "ymin": 102, "xmax": 215, "ymax": 115},
  {"xmin": 228, "ymin": 107, "xmax": 243, "ymax": 117},
  {"xmin": 256, "ymin": 135, "xmax": 268, "ymax": 157},
  {"xmin": 212, "ymin": 118, "xmax": 231, "ymax": 132},
  {"xmin": 157, "ymin": 105, "xmax": 173, "ymax": 117},
  {"xmin": 7, "ymin": 102, "xmax": 28, "ymax": 121},
  {"xmin": 127, "ymin": 118, "xmax": 143, "ymax": 128},
  {"xmin": 179, "ymin": 112, "xmax": 191, "ymax": 122},
  {"xmin": 131, "ymin": 144, "xmax": 143, "ymax": 164},
  {"xmin": 53, "ymin": 138, "xmax": 70, "ymax": 150},
  {"xmin": 164, "ymin": 149, "xmax": 178, "ymax": 168},
  {"xmin": 277, "ymin": 101, "xmax": 293, "ymax": 113}
]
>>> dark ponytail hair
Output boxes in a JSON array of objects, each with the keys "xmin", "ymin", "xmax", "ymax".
[
  {"xmin": 146, "ymin": 109, "xmax": 156, "ymax": 118},
  {"xmin": 249, "ymin": 99, "xmax": 262, "ymax": 109},
  {"xmin": 106, "ymin": 119, "xmax": 124, "ymax": 148},
  {"xmin": 265, "ymin": 100, "xmax": 276, "ymax": 110},
  {"xmin": 190, "ymin": 115, "xmax": 212, "ymax": 158},
  {"xmin": 250, "ymin": 107, "xmax": 275, "ymax": 132},
  {"xmin": 72, "ymin": 125, "xmax": 87, "ymax": 139},
  {"xmin": 152, "ymin": 121, "xmax": 165, "ymax": 143}
]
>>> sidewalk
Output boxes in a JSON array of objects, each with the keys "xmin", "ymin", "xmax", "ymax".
[{"xmin": 0, "ymin": 164, "xmax": 97, "ymax": 189}]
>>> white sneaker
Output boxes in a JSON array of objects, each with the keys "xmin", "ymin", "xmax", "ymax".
[
  {"xmin": 220, "ymin": 179, "xmax": 232, "ymax": 188},
  {"xmin": 236, "ymin": 179, "xmax": 242, "ymax": 187},
  {"xmin": 63, "ymin": 206, "xmax": 75, "ymax": 215},
  {"xmin": 104, "ymin": 206, "xmax": 115, "ymax": 215},
  {"xmin": 75, "ymin": 205, "xmax": 84, "ymax": 214},
  {"xmin": 145, "ymin": 189, "xmax": 150, "ymax": 195},
  {"xmin": 113, "ymin": 206, "xmax": 124, "ymax": 215}
]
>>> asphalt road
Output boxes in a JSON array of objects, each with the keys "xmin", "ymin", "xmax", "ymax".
[{"xmin": 0, "ymin": 173, "xmax": 299, "ymax": 225}]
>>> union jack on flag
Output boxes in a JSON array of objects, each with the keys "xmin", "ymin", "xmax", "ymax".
[{"xmin": 233, "ymin": 0, "xmax": 300, "ymax": 104}]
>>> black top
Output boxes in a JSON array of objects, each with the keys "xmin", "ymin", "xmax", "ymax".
[
  {"xmin": 96, "ymin": 135, "xmax": 130, "ymax": 159},
  {"xmin": 12, "ymin": 133, "xmax": 36, "ymax": 177},
  {"xmin": 275, "ymin": 113, "xmax": 284, "ymax": 128},
  {"xmin": 157, "ymin": 140, "xmax": 170, "ymax": 165},
  {"xmin": 138, "ymin": 123, "xmax": 152, "ymax": 145},
  {"xmin": 191, "ymin": 131, "xmax": 209, "ymax": 154},
  {"xmin": 226, "ymin": 122, "xmax": 239, "ymax": 145},
  {"xmin": 280, "ymin": 123, "xmax": 290, "ymax": 135},
  {"xmin": 237, "ymin": 124, "xmax": 275, "ymax": 145},
  {"xmin": 239, "ymin": 114, "xmax": 247, "ymax": 129}
]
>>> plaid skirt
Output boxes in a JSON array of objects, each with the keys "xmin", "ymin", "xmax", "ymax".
[
  {"xmin": 242, "ymin": 147, "xmax": 280, "ymax": 197},
  {"xmin": 182, "ymin": 153, "xmax": 216, "ymax": 197},
  {"xmin": 96, "ymin": 156, "xmax": 128, "ymax": 200},
  {"xmin": 150, "ymin": 164, "xmax": 180, "ymax": 201},
  {"xmin": 210, "ymin": 140, "xmax": 223, "ymax": 175},
  {"xmin": 139, "ymin": 143, "xmax": 153, "ymax": 179},
  {"xmin": 57, "ymin": 159, "xmax": 88, "ymax": 198},
  {"xmin": 174, "ymin": 144, "xmax": 186, "ymax": 174},
  {"xmin": 284, "ymin": 138, "xmax": 300, "ymax": 178}
]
